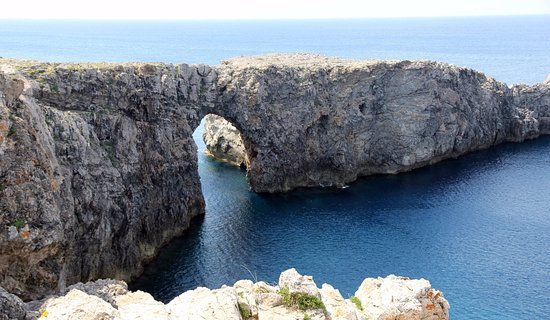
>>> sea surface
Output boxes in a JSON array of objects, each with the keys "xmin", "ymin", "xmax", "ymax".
[{"xmin": 1, "ymin": 16, "xmax": 549, "ymax": 319}]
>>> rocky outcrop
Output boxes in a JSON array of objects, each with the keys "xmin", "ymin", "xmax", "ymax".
[
  {"xmin": 1, "ymin": 54, "xmax": 549, "ymax": 300},
  {"xmin": 0, "ymin": 61, "xmax": 215, "ymax": 300},
  {"xmin": 34, "ymin": 269, "xmax": 449, "ymax": 320},
  {"xmin": 212, "ymin": 54, "xmax": 550, "ymax": 192},
  {"xmin": 0, "ymin": 287, "xmax": 28, "ymax": 320},
  {"xmin": 203, "ymin": 114, "xmax": 247, "ymax": 167}
]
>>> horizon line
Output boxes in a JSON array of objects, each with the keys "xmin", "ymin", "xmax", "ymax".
[{"xmin": 1, "ymin": 13, "xmax": 549, "ymax": 21}]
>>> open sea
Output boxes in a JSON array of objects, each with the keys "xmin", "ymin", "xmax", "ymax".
[{"xmin": 1, "ymin": 16, "xmax": 549, "ymax": 319}]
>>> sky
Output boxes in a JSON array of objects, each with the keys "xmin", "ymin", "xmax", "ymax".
[{"xmin": 0, "ymin": 0, "xmax": 549, "ymax": 19}]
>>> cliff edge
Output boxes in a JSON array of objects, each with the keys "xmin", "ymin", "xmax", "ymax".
[{"xmin": 8, "ymin": 269, "xmax": 449, "ymax": 320}]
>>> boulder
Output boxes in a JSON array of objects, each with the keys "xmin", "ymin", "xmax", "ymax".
[
  {"xmin": 0, "ymin": 287, "xmax": 27, "ymax": 320},
  {"xmin": 354, "ymin": 275, "xmax": 450, "ymax": 320}
]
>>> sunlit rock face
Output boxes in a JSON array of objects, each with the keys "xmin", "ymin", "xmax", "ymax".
[
  {"xmin": 213, "ymin": 54, "xmax": 550, "ymax": 192},
  {"xmin": 0, "ymin": 54, "xmax": 548, "ymax": 300},
  {"xmin": 203, "ymin": 114, "xmax": 247, "ymax": 167},
  {"xmin": 30, "ymin": 269, "xmax": 449, "ymax": 320}
]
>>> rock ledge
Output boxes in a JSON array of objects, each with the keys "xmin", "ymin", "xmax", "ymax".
[{"xmin": 25, "ymin": 269, "xmax": 449, "ymax": 320}]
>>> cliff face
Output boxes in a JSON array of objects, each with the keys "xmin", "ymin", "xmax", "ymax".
[
  {"xmin": 0, "ymin": 54, "xmax": 549, "ymax": 300},
  {"xmin": 212, "ymin": 54, "xmax": 550, "ymax": 192},
  {"xmin": 0, "ymin": 61, "xmax": 216, "ymax": 300}
]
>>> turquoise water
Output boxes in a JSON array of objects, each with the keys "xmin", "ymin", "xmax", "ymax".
[{"xmin": 1, "ymin": 17, "xmax": 549, "ymax": 319}]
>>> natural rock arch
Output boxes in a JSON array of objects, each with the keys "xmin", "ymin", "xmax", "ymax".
[{"xmin": 0, "ymin": 54, "xmax": 548, "ymax": 299}]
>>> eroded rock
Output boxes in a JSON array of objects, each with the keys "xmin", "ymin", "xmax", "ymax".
[
  {"xmin": 203, "ymin": 114, "xmax": 247, "ymax": 167},
  {"xmin": 34, "ymin": 269, "xmax": 449, "ymax": 320},
  {"xmin": 0, "ymin": 55, "xmax": 549, "ymax": 299},
  {"xmin": 0, "ymin": 287, "xmax": 27, "ymax": 320},
  {"xmin": 355, "ymin": 275, "xmax": 450, "ymax": 320}
]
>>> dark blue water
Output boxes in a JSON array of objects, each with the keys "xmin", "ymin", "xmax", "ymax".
[
  {"xmin": 130, "ymin": 128, "xmax": 550, "ymax": 319},
  {"xmin": 1, "ymin": 17, "xmax": 549, "ymax": 319},
  {"xmin": 1, "ymin": 16, "xmax": 550, "ymax": 84}
]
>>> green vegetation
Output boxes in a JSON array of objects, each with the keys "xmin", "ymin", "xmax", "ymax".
[
  {"xmin": 238, "ymin": 302, "xmax": 252, "ymax": 319},
  {"xmin": 11, "ymin": 218, "xmax": 25, "ymax": 229},
  {"xmin": 349, "ymin": 295, "xmax": 363, "ymax": 311},
  {"xmin": 50, "ymin": 84, "xmax": 59, "ymax": 92},
  {"xmin": 100, "ymin": 140, "xmax": 117, "ymax": 164},
  {"xmin": 7, "ymin": 124, "xmax": 16, "ymax": 137},
  {"xmin": 278, "ymin": 287, "xmax": 326, "ymax": 312},
  {"xmin": 303, "ymin": 314, "xmax": 312, "ymax": 320}
]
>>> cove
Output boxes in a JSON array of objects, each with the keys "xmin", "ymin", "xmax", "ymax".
[{"xmin": 131, "ymin": 126, "xmax": 550, "ymax": 320}]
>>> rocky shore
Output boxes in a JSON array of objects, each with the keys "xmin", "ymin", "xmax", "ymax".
[
  {"xmin": 0, "ymin": 54, "xmax": 549, "ymax": 301},
  {"xmin": 1, "ymin": 269, "xmax": 449, "ymax": 320}
]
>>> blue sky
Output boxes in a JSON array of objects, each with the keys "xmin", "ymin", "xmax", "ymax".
[{"xmin": 1, "ymin": 0, "xmax": 549, "ymax": 19}]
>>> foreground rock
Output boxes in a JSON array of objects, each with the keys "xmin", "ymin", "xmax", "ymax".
[
  {"xmin": 33, "ymin": 269, "xmax": 449, "ymax": 320},
  {"xmin": 0, "ymin": 55, "xmax": 549, "ymax": 299}
]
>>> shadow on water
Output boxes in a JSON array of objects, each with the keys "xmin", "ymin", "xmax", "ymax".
[{"xmin": 131, "ymin": 134, "xmax": 550, "ymax": 320}]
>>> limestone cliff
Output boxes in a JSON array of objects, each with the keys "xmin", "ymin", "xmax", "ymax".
[
  {"xmin": 0, "ymin": 60, "xmax": 216, "ymax": 300},
  {"xmin": 212, "ymin": 54, "xmax": 550, "ymax": 192},
  {"xmin": 0, "ymin": 54, "xmax": 549, "ymax": 300},
  {"xmin": 22, "ymin": 269, "xmax": 449, "ymax": 320}
]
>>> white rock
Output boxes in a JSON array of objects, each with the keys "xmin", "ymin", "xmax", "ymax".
[
  {"xmin": 258, "ymin": 305, "xmax": 311, "ymax": 320},
  {"xmin": 354, "ymin": 275, "xmax": 449, "ymax": 320},
  {"xmin": 40, "ymin": 289, "xmax": 120, "ymax": 320},
  {"xmin": 278, "ymin": 268, "xmax": 320, "ymax": 298},
  {"xmin": 115, "ymin": 290, "xmax": 169, "ymax": 320},
  {"xmin": 7, "ymin": 226, "xmax": 18, "ymax": 240},
  {"xmin": 319, "ymin": 283, "xmax": 359, "ymax": 320},
  {"xmin": 167, "ymin": 286, "xmax": 241, "ymax": 320}
]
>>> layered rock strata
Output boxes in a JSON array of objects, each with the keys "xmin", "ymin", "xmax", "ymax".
[
  {"xmin": 0, "ymin": 61, "xmax": 215, "ymax": 300},
  {"xmin": 25, "ymin": 269, "xmax": 449, "ymax": 320},
  {"xmin": 212, "ymin": 55, "xmax": 550, "ymax": 191},
  {"xmin": 0, "ymin": 54, "xmax": 549, "ymax": 299}
]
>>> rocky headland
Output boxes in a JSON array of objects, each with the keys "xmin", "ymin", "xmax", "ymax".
[
  {"xmin": 2, "ymin": 269, "xmax": 449, "ymax": 320},
  {"xmin": 0, "ymin": 54, "xmax": 549, "ymax": 304}
]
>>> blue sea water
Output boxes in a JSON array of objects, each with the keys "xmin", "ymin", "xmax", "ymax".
[
  {"xmin": 1, "ymin": 16, "xmax": 549, "ymax": 319},
  {"xmin": 0, "ymin": 16, "xmax": 550, "ymax": 84}
]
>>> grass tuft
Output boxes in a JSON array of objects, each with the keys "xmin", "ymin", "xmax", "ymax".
[
  {"xmin": 349, "ymin": 295, "xmax": 363, "ymax": 311},
  {"xmin": 11, "ymin": 218, "xmax": 25, "ymax": 229},
  {"xmin": 278, "ymin": 287, "xmax": 326, "ymax": 312},
  {"xmin": 238, "ymin": 302, "xmax": 252, "ymax": 319}
]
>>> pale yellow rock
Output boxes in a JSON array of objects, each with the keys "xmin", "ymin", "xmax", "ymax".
[
  {"xmin": 32, "ymin": 269, "xmax": 449, "ymax": 320},
  {"xmin": 234, "ymin": 279, "xmax": 259, "ymax": 318},
  {"xmin": 167, "ymin": 286, "xmax": 241, "ymax": 320},
  {"xmin": 258, "ymin": 305, "xmax": 310, "ymax": 320},
  {"xmin": 115, "ymin": 291, "xmax": 169, "ymax": 320},
  {"xmin": 40, "ymin": 289, "xmax": 120, "ymax": 320},
  {"xmin": 354, "ymin": 275, "xmax": 449, "ymax": 320},
  {"xmin": 319, "ymin": 283, "xmax": 360, "ymax": 320},
  {"xmin": 279, "ymin": 268, "xmax": 320, "ymax": 298}
]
